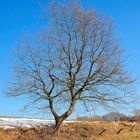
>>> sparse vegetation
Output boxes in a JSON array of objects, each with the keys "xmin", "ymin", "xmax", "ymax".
[{"xmin": 0, "ymin": 121, "xmax": 140, "ymax": 140}]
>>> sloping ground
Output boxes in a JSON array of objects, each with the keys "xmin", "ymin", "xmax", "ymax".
[{"xmin": 0, "ymin": 121, "xmax": 140, "ymax": 140}]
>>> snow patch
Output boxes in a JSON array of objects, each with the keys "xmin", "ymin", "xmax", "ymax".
[{"xmin": 0, "ymin": 117, "xmax": 78, "ymax": 129}]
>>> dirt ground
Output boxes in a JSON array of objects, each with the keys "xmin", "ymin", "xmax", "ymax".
[{"xmin": 0, "ymin": 121, "xmax": 140, "ymax": 140}]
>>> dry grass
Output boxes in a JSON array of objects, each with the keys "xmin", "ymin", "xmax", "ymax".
[
  {"xmin": 99, "ymin": 132, "xmax": 140, "ymax": 140},
  {"xmin": 0, "ymin": 121, "xmax": 140, "ymax": 140}
]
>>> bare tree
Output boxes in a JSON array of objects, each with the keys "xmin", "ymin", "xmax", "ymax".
[
  {"xmin": 133, "ymin": 109, "xmax": 140, "ymax": 117},
  {"xmin": 102, "ymin": 112, "xmax": 126, "ymax": 122},
  {"xmin": 8, "ymin": 2, "xmax": 133, "ymax": 131},
  {"xmin": 133, "ymin": 109, "xmax": 140, "ymax": 128}
]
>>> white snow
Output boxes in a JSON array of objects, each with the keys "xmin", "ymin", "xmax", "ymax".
[
  {"xmin": 0, "ymin": 117, "xmax": 78, "ymax": 129},
  {"xmin": 0, "ymin": 126, "xmax": 15, "ymax": 130}
]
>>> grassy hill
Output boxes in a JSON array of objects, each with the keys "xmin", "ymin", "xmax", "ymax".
[{"xmin": 0, "ymin": 121, "xmax": 140, "ymax": 140}]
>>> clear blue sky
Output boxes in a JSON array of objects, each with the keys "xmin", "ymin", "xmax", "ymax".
[{"xmin": 0, "ymin": 0, "xmax": 140, "ymax": 118}]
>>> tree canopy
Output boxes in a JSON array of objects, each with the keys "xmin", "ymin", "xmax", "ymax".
[{"xmin": 8, "ymin": 2, "xmax": 133, "ymax": 130}]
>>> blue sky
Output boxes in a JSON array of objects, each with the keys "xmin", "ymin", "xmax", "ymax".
[{"xmin": 0, "ymin": 0, "xmax": 140, "ymax": 118}]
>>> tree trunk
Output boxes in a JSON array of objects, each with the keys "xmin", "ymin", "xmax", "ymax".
[
  {"xmin": 54, "ymin": 116, "xmax": 65, "ymax": 132},
  {"xmin": 54, "ymin": 101, "xmax": 75, "ymax": 132}
]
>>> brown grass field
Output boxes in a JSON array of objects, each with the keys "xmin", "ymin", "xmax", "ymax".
[{"xmin": 0, "ymin": 121, "xmax": 140, "ymax": 140}]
